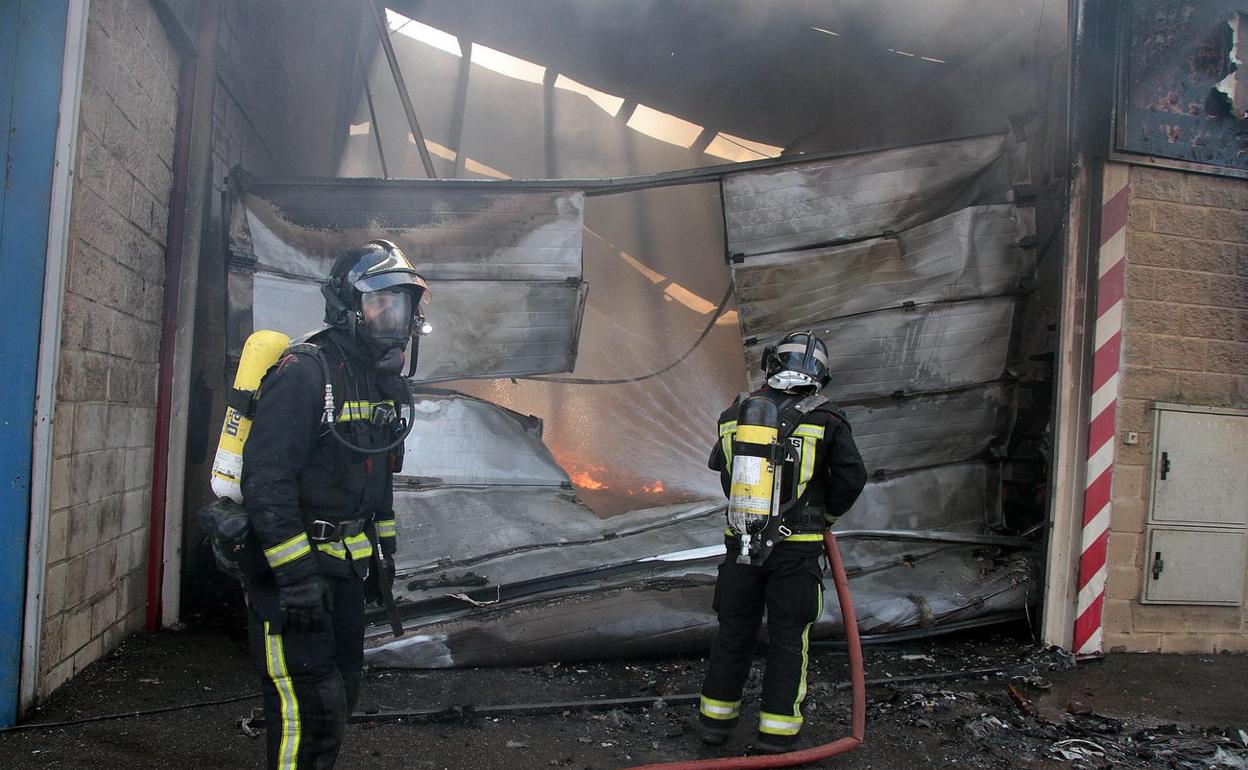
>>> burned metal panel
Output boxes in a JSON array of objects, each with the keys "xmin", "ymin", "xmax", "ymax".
[
  {"xmin": 390, "ymin": 487, "xmax": 721, "ymax": 580},
  {"xmin": 242, "ymin": 185, "xmax": 585, "ymax": 281},
  {"xmin": 401, "ymin": 393, "xmax": 569, "ymax": 487},
  {"xmin": 845, "ymin": 384, "xmax": 1014, "ymax": 475},
  {"xmin": 227, "ymin": 179, "xmax": 587, "ymax": 379},
  {"xmin": 365, "ymin": 544, "xmax": 1037, "ymax": 668},
  {"xmin": 1118, "ymin": 0, "xmax": 1248, "ymax": 171},
  {"xmin": 732, "ymin": 205, "xmax": 1032, "ymax": 339},
  {"xmin": 721, "ymin": 134, "xmax": 1011, "ymax": 257},
  {"xmin": 837, "ymin": 462, "xmax": 1000, "ymax": 534},
  {"xmin": 388, "ymin": 463, "xmax": 1001, "ymax": 608},
  {"xmin": 744, "ymin": 297, "xmax": 1016, "ymax": 400}
]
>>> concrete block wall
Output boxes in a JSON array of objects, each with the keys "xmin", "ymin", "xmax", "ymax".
[
  {"xmin": 1103, "ymin": 163, "xmax": 1248, "ymax": 654},
  {"xmin": 40, "ymin": 0, "xmax": 182, "ymax": 696}
]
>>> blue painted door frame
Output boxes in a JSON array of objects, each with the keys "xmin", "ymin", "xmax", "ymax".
[{"xmin": 0, "ymin": 0, "xmax": 70, "ymax": 727}]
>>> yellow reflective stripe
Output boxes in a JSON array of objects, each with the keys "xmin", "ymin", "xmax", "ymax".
[
  {"xmin": 719, "ymin": 420, "xmax": 737, "ymax": 466},
  {"xmin": 316, "ymin": 534, "xmax": 375, "ymax": 561},
  {"xmin": 759, "ymin": 711, "xmax": 803, "ymax": 735},
  {"xmin": 336, "ymin": 400, "xmax": 372, "ymax": 423},
  {"xmin": 264, "ymin": 533, "xmax": 312, "ymax": 569},
  {"xmin": 336, "ymin": 399, "xmax": 395, "ymax": 423},
  {"xmin": 793, "ymin": 583, "xmax": 821, "ymax": 716},
  {"xmin": 317, "ymin": 541, "xmax": 348, "ymax": 560},
  {"xmin": 785, "ymin": 533, "xmax": 823, "ymax": 542},
  {"xmin": 791, "ymin": 424, "xmax": 825, "ymax": 440},
  {"xmin": 795, "ymin": 436, "xmax": 817, "ymax": 497},
  {"xmin": 790, "ymin": 422, "xmax": 823, "ymax": 498},
  {"xmin": 263, "ymin": 622, "xmax": 300, "ymax": 768},
  {"xmin": 699, "ymin": 695, "xmax": 740, "ymax": 720},
  {"xmin": 344, "ymin": 532, "xmax": 374, "ymax": 560},
  {"xmin": 375, "ymin": 519, "xmax": 396, "ymax": 538}
]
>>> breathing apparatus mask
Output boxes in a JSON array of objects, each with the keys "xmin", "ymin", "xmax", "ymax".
[
  {"xmin": 312, "ymin": 240, "xmax": 433, "ymax": 455},
  {"xmin": 322, "ymin": 239, "xmax": 432, "ymax": 375}
]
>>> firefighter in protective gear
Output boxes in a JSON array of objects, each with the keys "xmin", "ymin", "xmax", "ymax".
[
  {"xmin": 242, "ymin": 239, "xmax": 429, "ymax": 769},
  {"xmin": 698, "ymin": 330, "xmax": 867, "ymax": 754}
]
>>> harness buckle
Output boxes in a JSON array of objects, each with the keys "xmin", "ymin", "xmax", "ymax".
[
  {"xmin": 309, "ymin": 520, "xmax": 337, "ymax": 542},
  {"xmin": 777, "ymin": 525, "xmax": 792, "ymax": 538}
]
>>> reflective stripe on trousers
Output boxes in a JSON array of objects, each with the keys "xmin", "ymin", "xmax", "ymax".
[{"xmin": 262, "ymin": 622, "xmax": 301, "ymax": 768}]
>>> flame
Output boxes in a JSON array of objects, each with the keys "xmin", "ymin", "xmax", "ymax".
[
  {"xmin": 553, "ymin": 451, "xmax": 665, "ymax": 496},
  {"xmin": 634, "ymin": 481, "xmax": 665, "ymax": 495},
  {"xmin": 570, "ymin": 469, "xmax": 608, "ymax": 490}
]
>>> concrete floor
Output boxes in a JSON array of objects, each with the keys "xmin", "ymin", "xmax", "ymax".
[{"xmin": 1, "ymin": 621, "xmax": 1245, "ymax": 769}]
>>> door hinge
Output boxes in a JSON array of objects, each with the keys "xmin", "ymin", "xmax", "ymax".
[{"xmin": 1151, "ymin": 551, "xmax": 1164, "ymax": 580}]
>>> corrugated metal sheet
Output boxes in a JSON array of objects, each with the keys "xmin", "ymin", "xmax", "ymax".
[
  {"xmin": 721, "ymin": 134, "xmax": 1010, "ymax": 257},
  {"xmin": 227, "ymin": 181, "xmax": 587, "ymax": 380},
  {"xmin": 733, "ymin": 205, "xmax": 1031, "ymax": 338},
  {"xmin": 846, "ymin": 384, "xmax": 1014, "ymax": 475},
  {"xmin": 243, "ymin": 188, "xmax": 585, "ymax": 281},
  {"xmin": 744, "ymin": 296, "xmax": 1016, "ymax": 400},
  {"xmin": 366, "ymin": 543, "xmax": 1036, "ymax": 668}
]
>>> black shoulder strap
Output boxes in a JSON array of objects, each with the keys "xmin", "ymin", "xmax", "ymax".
[
  {"xmin": 777, "ymin": 393, "xmax": 829, "ymax": 439},
  {"xmin": 284, "ymin": 341, "xmax": 323, "ymax": 359}
]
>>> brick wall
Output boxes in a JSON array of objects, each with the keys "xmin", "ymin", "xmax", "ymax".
[
  {"xmin": 40, "ymin": 0, "xmax": 182, "ymax": 696},
  {"xmin": 1103, "ymin": 163, "xmax": 1248, "ymax": 654}
]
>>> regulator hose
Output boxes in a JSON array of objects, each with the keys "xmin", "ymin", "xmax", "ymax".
[{"xmin": 621, "ymin": 531, "xmax": 866, "ymax": 770}]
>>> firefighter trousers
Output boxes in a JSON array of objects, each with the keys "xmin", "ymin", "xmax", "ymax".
[
  {"xmin": 248, "ymin": 574, "xmax": 365, "ymax": 770},
  {"xmin": 699, "ymin": 547, "xmax": 824, "ymax": 740}
]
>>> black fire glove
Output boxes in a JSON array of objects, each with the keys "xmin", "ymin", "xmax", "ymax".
[
  {"xmin": 365, "ymin": 553, "xmax": 396, "ymax": 607},
  {"xmin": 278, "ymin": 575, "xmax": 330, "ymax": 633}
]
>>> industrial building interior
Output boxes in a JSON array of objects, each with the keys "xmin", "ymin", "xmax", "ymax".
[{"xmin": 183, "ymin": 0, "xmax": 1072, "ymax": 665}]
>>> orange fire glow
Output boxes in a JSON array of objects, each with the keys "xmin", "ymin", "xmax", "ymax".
[
  {"xmin": 570, "ymin": 469, "xmax": 608, "ymax": 490},
  {"xmin": 553, "ymin": 451, "xmax": 665, "ymax": 496},
  {"xmin": 635, "ymin": 481, "xmax": 665, "ymax": 495}
]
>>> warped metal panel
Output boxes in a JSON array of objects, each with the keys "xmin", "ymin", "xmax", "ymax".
[
  {"xmin": 247, "ymin": 274, "xmax": 588, "ymax": 380},
  {"xmin": 365, "ymin": 545, "xmax": 1037, "ymax": 668},
  {"xmin": 845, "ymin": 383, "xmax": 1014, "ymax": 475},
  {"xmin": 839, "ymin": 462, "xmax": 1000, "ymax": 534},
  {"xmin": 402, "ymin": 393, "xmax": 569, "ymax": 487},
  {"xmin": 390, "ymin": 460, "xmax": 1002, "ymax": 607},
  {"xmin": 227, "ymin": 180, "xmax": 587, "ymax": 380},
  {"xmin": 732, "ymin": 205, "xmax": 1030, "ymax": 339},
  {"xmin": 745, "ymin": 296, "xmax": 1016, "ymax": 400},
  {"xmin": 391, "ymin": 489, "xmax": 723, "ymax": 578},
  {"xmin": 411, "ymin": 280, "xmax": 588, "ymax": 380},
  {"xmin": 241, "ymin": 184, "xmax": 585, "ymax": 281},
  {"xmin": 721, "ymin": 134, "xmax": 1010, "ymax": 256}
]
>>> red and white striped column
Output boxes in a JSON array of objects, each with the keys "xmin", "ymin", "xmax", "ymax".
[{"xmin": 1072, "ymin": 164, "xmax": 1130, "ymax": 657}]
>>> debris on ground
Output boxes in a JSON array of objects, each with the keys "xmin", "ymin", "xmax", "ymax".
[{"xmin": 1, "ymin": 623, "xmax": 1245, "ymax": 770}]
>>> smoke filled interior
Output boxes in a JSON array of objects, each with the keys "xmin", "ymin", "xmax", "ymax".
[{"xmin": 185, "ymin": 0, "xmax": 1071, "ymax": 658}]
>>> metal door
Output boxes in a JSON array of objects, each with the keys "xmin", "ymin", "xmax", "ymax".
[
  {"xmin": 1149, "ymin": 405, "xmax": 1248, "ymax": 528},
  {"xmin": 0, "ymin": 0, "xmax": 69, "ymax": 727}
]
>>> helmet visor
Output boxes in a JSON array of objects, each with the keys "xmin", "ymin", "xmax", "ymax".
[{"xmin": 360, "ymin": 289, "xmax": 414, "ymax": 344}]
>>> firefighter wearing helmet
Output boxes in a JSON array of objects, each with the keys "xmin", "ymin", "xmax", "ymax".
[
  {"xmin": 241, "ymin": 240, "xmax": 430, "ymax": 769},
  {"xmin": 698, "ymin": 330, "xmax": 867, "ymax": 754}
]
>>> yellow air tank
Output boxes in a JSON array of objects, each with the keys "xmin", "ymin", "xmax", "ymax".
[
  {"xmin": 210, "ymin": 330, "xmax": 291, "ymax": 502},
  {"xmin": 726, "ymin": 396, "xmax": 784, "ymax": 562}
]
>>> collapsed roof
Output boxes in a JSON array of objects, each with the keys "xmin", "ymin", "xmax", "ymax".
[{"xmin": 225, "ymin": 129, "xmax": 1043, "ymax": 667}]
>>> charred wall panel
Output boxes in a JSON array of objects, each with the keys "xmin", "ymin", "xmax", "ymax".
[
  {"xmin": 1118, "ymin": 1, "xmax": 1248, "ymax": 171},
  {"xmin": 226, "ymin": 181, "xmax": 587, "ymax": 380}
]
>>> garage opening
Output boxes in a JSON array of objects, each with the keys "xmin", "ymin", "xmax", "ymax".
[{"xmin": 182, "ymin": 0, "xmax": 1070, "ymax": 668}]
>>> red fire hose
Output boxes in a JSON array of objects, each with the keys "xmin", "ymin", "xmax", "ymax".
[{"xmin": 622, "ymin": 531, "xmax": 866, "ymax": 770}]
